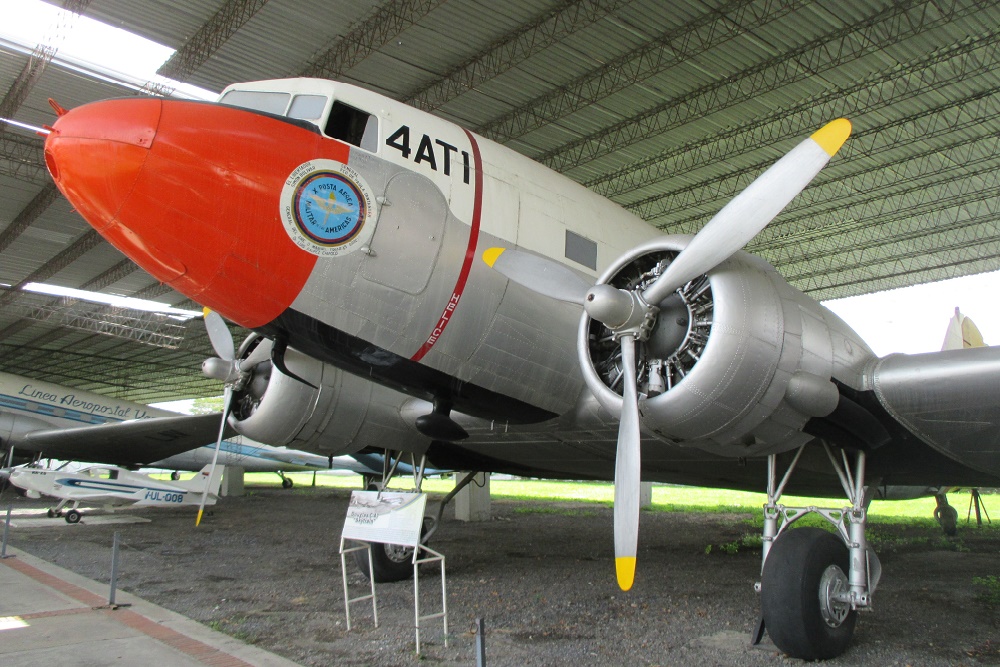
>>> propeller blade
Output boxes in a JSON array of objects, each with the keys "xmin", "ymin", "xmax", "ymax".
[
  {"xmin": 196, "ymin": 385, "xmax": 230, "ymax": 526},
  {"xmin": 482, "ymin": 247, "xmax": 591, "ymax": 305},
  {"xmin": 614, "ymin": 334, "xmax": 642, "ymax": 591},
  {"xmin": 238, "ymin": 338, "xmax": 273, "ymax": 372},
  {"xmin": 203, "ymin": 308, "xmax": 235, "ymax": 361},
  {"xmin": 642, "ymin": 118, "xmax": 851, "ymax": 307}
]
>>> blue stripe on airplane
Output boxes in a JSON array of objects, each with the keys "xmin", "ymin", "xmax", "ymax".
[
  {"xmin": 58, "ymin": 478, "xmax": 159, "ymax": 494},
  {"xmin": 0, "ymin": 394, "xmax": 117, "ymax": 425}
]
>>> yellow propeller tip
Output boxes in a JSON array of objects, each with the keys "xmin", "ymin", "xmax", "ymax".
[
  {"xmin": 615, "ymin": 556, "xmax": 636, "ymax": 591},
  {"xmin": 811, "ymin": 118, "xmax": 852, "ymax": 157},
  {"xmin": 202, "ymin": 307, "xmax": 211, "ymax": 318},
  {"xmin": 195, "ymin": 509, "xmax": 203, "ymax": 526},
  {"xmin": 482, "ymin": 247, "xmax": 506, "ymax": 268}
]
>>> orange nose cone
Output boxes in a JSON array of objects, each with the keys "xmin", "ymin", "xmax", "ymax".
[
  {"xmin": 44, "ymin": 97, "xmax": 345, "ymax": 329},
  {"xmin": 44, "ymin": 98, "xmax": 162, "ymax": 232}
]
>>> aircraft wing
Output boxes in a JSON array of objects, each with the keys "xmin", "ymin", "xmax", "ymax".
[
  {"xmin": 257, "ymin": 447, "xmax": 389, "ymax": 476},
  {"xmin": 20, "ymin": 413, "xmax": 235, "ymax": 467},
  {"xmin": 868, "ymin": 345, "xmax": 1000, "ymax": 478}
]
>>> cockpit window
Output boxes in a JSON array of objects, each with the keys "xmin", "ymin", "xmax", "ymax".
[
  {"xmin": 218, "ymin": 90, "xmax": 290, "ymax": 115},
  {"xmin": 326, "ymin": 101, "xmax": 379, "ymax": 153},
  {"xmin": 288, "ymin": 94, "xmax": 327, "ymax": 121}
]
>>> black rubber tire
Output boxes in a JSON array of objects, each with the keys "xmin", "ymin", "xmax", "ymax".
[
  {"xmin": 761, "ymin": 527, "xmax": 857, "ymax": 660},
  {"xmin": 281, "ymin": 477, "xmax": 293, "ymax": 489},
  {"xmin": 352, "ymin": 517, "xmax": 432, "ymax": 583},
  {"xmin": 46, "ymin": 508, "xmax": 56, "ymax": 518},
  {"xmin": 170, "ymin": 471, "xmax": 180, "ymax": 481},
  {"xmin": 353, "ymin": 541, "xmax": 415, "ymax": 583},
  {"xmin": 65, "ymin": 509, "xmax": 82, "ymax": 524}
]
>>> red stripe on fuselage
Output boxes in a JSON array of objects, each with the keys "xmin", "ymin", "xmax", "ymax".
[{"xmin": 410, "ymin": 129, "xmax": 483, "ymax": 362}]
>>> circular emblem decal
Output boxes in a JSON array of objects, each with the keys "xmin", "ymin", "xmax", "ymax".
[{"xmin": 280, "ymin": 159, "xmax": 378, "ymax": 257}]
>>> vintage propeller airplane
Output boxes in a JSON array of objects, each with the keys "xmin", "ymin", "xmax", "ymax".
[
  {"xmin": 40, "ymin": 77, "xmax": 1000, "ymax": 660},
  {"xmin": 7, "ymin": 462, "xmax": 222, "ymax": 523}
]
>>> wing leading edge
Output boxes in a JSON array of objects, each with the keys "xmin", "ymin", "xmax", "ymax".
[
  {"xmin": 869, "ymin": 345, "xmax": 1000, "ymax": 477},
  {"xmin": 21, "ymin": 413, "xmax": 236, "ymax": 467}
]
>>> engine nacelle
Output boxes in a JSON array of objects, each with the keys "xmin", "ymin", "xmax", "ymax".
[
  {"xmin": 226, "ymin": 341, "xmax": 372, "ymax": 456},
  {"xmin": 579, "ymin": 236, "xmax": 875, "ymax": 457}
]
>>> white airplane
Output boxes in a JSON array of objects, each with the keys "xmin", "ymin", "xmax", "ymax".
[
  {"xmin": 0, "ymin": 370, "xmax": 378, "ymax": 485},
  {"xmin": 8, "ymin": 463, "xmax": 223, "ymax": 523},
  {"xmin": 41, "ymin": 77, "xmax": 1000, "ymax": 660}
]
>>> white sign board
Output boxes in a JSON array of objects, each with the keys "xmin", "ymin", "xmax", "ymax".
[{"xmin": 341, "ymin": 491, "xmax": 428, "ymax": 547}]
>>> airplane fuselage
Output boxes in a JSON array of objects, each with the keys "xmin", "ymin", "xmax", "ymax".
[
  {"xmin": 41, "ymin": 78, "xmax": 1000, "ymax": 492},
  {"xmin": 39, "ymin": 74, "xmax": 1000, "ymax": 664}
]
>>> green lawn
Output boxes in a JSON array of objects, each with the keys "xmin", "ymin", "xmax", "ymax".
[{"xmin": 238, "ymin": 471, "xmax": 985, "ymax": 522}]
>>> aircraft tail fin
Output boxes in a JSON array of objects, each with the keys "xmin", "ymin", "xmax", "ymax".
[
  {"xmin": 941, "ymin": 307, "xmax": 987, "ymax": 350},
  {"xmin": 177, "ymin": 464, "xmax": 225, "ymax": 500}
]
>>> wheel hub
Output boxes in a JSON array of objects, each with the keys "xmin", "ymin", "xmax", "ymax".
[
  {"xmin": 819, "ymin": 564, "xmax": 851, "ymax": 627},
  {"xmin": 383, "ymin": 542, "xmax": 412, "ymax": 564}
]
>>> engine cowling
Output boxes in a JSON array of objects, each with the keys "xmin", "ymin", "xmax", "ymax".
[
  {"xmin": 579, "ymin": 236, "xmax": 874, "ymax": 457},
  {"xmin": 225, "ymin": 337, "xmax": 374, "ymax": 455}
]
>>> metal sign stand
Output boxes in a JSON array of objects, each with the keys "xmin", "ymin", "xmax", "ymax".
[
  {"xmin": 339, "ymin": 539, "xmax": 377, "ymax": 630},
  {"xmin": 339, "ymin": 491, "xmax": 448, "ymax": 654},
  {"xmin": 413, "ymin": 544, "xmax": 447, "ymax": 654}
]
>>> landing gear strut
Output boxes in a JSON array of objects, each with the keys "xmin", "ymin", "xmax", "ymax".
[
  {"xmin": 754, "ymin": 444, "xmax": 880, "ymax": 660},
  {"xmin": 934, "ymin": 493, "xmax": 958, "ymax": 536}
]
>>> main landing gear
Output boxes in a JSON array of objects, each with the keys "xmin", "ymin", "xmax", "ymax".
[
  {"xmin": 46, "ymin": 499, "xmax": 84, "ymax": 524},
  {"xmin": 934, "ymin": 492, "xmax": 958, "ymax": 536},
  {"xmin": 754, "ymin": 444, "xmax": 881, "ymax": 660},
  {"xmin": 352, "ymin": 449, "xmax": 480, "ymax": 583},
  {"xmin": 277, "ymin": 472, "xmax": 293, "ymax": 489}
]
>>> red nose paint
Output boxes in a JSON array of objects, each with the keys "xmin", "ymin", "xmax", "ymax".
[{"xmin": 45, "ymin": 98, "xmax": 351, "ymax": 328}]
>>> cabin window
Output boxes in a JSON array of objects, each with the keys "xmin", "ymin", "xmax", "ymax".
[
  {"xmin": 326, "ymin": 101, "xmax": 379, "ymax": 153},
  {"xmin": 565, "ymin": 230, "xmax": 597, "ymax": 270},
  {"xmin": 287, "ymin": 94, "xmax": 327, "ymax": 121},
  {"xmin": 218, "ymin": 90, "xmax": 290, "ymax": 116}
]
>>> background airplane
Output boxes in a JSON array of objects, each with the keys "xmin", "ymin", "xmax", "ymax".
[
  {"xmin": 942, "ymin": 307, "xmax": 986, "ymax": 351},
  {"xmin": 40, "ymin": 77, "xmax": 1000, "ymax": 661},
  {"xmin": 8, "ymin": 462, "xmax": 223, "ymax": 523},
  {"xmin": 0, "ymin": 370, "xmax": 379, "ymax": 485}
]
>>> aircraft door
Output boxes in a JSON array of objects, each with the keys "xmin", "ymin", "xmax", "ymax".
[{"xmin": 360, "ymin": 171, "xmax": 447, "ymax": 294}]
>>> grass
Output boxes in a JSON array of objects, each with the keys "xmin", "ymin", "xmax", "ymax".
[
  {"xmin": 208, "ymin": 471, "xmax": 994, "ymax": 525},
  {"xmin": 974, "ymin": 575, "xmax": 1000, "ymax": 607}
]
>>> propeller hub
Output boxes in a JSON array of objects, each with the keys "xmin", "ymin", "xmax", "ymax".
[
  {"xmin": 584, "ymin": 284, "xmax": 632, "ymax": 327},
  {"xmin": 585, "ymin": 285, "xmax": 658, "ymax": 340},
  {"xmin": 202, "ymin": 357, "xmax": 240, "ymax": 385}
]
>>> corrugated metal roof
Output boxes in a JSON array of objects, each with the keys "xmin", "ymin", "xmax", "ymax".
[{"xmin": 1, "ymin": 0, "xmax": 1000, "ymax": 401}]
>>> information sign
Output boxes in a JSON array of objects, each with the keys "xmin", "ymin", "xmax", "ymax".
[{"xmin": 341, "ymin": 491, "xmax": 427, "ymax": 547}]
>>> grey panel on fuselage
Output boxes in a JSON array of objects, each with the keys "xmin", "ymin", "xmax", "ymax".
[{"xmin": 360, "ymin": 170, "xmax": 447, "ymax": 294}]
